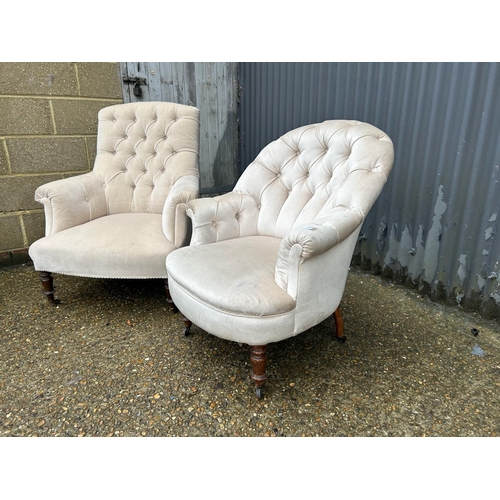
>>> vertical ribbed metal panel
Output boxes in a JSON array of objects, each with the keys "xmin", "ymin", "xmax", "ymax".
[{"xmin": 239, "ymin": 62, "xmax": 500, "ymax": 321}]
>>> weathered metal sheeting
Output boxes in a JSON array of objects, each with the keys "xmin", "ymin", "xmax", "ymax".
[
  {"xmin": 239, "ymin": 62, "xmax": 500, "ymax": 321},
  {"xmin": 120, "ymin": 62, "xmax": 239, "ymax": 193}
]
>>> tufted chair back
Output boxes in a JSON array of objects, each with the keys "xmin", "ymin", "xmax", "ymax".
[
  {"xmin": 94, "ymin": 101, "xmax": 200, "ymax": 214},
  {"xmin": 233, "ymin": 120, "xmax": 393, "ymax": 238}
]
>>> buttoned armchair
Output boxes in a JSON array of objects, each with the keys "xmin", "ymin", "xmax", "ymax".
[
  {"xmin": 166, "ymin": 120, "xmax": 394, "ymax": 397},
  {"xmin": 29, "ymin": 101, "xmax": 200, "ymax": 306}
]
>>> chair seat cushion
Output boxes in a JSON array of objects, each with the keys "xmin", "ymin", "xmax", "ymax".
[
  {"xmin": 166, "ymin": 236, "xmax": 296, "ymax": 317},
  {"xmin": 29, "ymin": 213, "xmax": 174, "ymax": 278}
]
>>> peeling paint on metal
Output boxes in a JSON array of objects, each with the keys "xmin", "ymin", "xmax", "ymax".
[
  {"xmin": 489, "ymin": 213, "xmax": 497, "ymax": 222},
  {"xmin": 376, "ymin": 218, "xmax": 387, "ymax": 255},
  {"xmin": 485, "ymin": 227, "xmax": 494, "ymax": 240},
  {"xmin": 384, "ymin": 223, "xmax": 413, "ymax": 268},
  {"xmin": 383, "ymin": 186, "xmax": 447, "ymax": 285},
  {"xmin": 477, "ymin": 274, "xmax": 486, "ymax": 290},
  {"xmin": 457, "ymin": 254, "xmax": 467, "ymax": 286},
  {"xmin": 423, "ymin": 185, "xmax": 447, "ymax": 283}
]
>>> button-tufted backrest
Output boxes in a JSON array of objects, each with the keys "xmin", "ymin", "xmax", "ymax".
[
  {"xmin": 93, "ymin": 102, "xmax": 200, "ymax": 214},
  {"xmin": 234, "ymin": 120, "xmax": 394, "ymax": 238}
]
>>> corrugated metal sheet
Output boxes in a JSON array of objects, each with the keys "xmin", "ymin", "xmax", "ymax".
[
  {"xmin": 239, "ymin": 62, "xmax": 500, "ymax": 321},
  {"xmin": 119, "ymin": 62, "xmax": 239, "ymax": 193}
]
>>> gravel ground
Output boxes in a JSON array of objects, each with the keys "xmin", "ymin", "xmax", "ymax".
[{"xmin": 1, "ymin": 262, "xmax": 499, "ymax": 438}]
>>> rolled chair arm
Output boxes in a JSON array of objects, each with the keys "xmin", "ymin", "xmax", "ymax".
[
  {"xmin": 275, "ymin": 207, "xmax": 364, "ymax": 291},
  {"xmin": 34, "ymin": 172, "xmax": 107, "ymax": 235},
  {"xmin": 187, "ymin": 192, "xmax": 260, "ymax": 245},
  {"xmin": 162, "ymin": 174, "xmax": 200, "ymax": 247}
]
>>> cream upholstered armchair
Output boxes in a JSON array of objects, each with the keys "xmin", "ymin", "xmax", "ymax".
[
  {"xmin": 166, "ymin": 120, "xmax": 394, "ymax": 397},
  {"xmin": 29, "ymin": 102, "xmax": 200, "ymax": 306}
]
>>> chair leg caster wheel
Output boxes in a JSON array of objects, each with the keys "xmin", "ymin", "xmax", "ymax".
[
  {"xmin": 256, "ymin": 387, "xmax": 263, "ymax": 399},
  {"xmin": 337, "ymin": 336, "xmax": 347, "ymax": 343},
  {"xmin": 184, "ymin": 327, "xmax": 191, "ymax": 336}
]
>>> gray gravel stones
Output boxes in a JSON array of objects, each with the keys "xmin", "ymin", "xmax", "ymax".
[{"xmin": 1, "ymin": 263, "xmax": 499, "ymax": 437}]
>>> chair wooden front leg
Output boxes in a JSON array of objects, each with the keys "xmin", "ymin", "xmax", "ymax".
[
  {"xmin": 333, "ymin": 306, "xmax": 346, "ymax": 342},
  {"xmin": 249, "ymin": 345, "xmax": 268, "ymax": 398},
  {"xmin": 39, "ymin": 271, "xmax": 60, "ymax": 304}
]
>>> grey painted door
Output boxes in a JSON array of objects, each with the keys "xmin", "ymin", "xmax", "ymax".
[{"xmin": 120, "ymin": 62, "xmax": 239, "ymax": 194}]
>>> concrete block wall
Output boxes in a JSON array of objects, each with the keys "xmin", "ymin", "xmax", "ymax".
[{"xmin": 0, "ymin": 63, "xmax": 123, "ymax": 267}]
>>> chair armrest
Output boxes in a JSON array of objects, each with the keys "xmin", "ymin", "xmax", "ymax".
[
  {"xmin": 162, "ymin": 174, "xmax": 199, "ymax": 247},
  {"xmin": 275, "ymin": 207, "xmax": 363, "ymax": 291},
  {"xmin": 186, "ymin": 192, "xmax": 260, "ymax": 245},
  {"xmin": 35, "ymin": 172, "xmax": 107, "ymax": 235}
]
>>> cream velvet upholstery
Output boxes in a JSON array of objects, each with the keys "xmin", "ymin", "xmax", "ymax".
[
  {"xmin": 29, "ymin": 102, "xmax": 200, "ymax": 284},
  {"xmin": 166, "ymin": 120, "xmax": 394, "ymax": 395}
]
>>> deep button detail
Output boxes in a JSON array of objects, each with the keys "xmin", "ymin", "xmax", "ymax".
[
  {"xmin": 235, "ymin": 213, "xmax": 239, "ymax": 219},
  {"xmin": 257, "ymin": 204, "xmax": 261, "ymax": 210},
  {"xmin": 84, "ymin": 197, "xmax": 89, "ymax": 202},
  {"xmin": 276, "ymin": 173, "xmax": 281, "ymax": 178},
  {"xmin": 102, "ymin": 184, "xmax": 106, "ymax": 188},
  {"xmin": 212, "ymin": 221, "xmax": 217, "ymax": 227}
]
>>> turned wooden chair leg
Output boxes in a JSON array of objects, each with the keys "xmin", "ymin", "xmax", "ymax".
[
  {"xmin": 39, "ymin": 271, "xmax": 60, "ymax": 304},
  {"xmin": 250, "ymin": 345, "xmax": 268, "ymax": 398},
  {"xmin": 333, "ymin": 306, "xmax": 346, "ymax": 342},
  {"xmin": 163, "ymin": 278, "xmax": 178, "ymax": 313}
]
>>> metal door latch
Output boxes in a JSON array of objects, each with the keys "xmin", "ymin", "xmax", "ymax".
[{"xmin": 123, "ymin": 76, "xmax": 147, "ymax": 97}]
